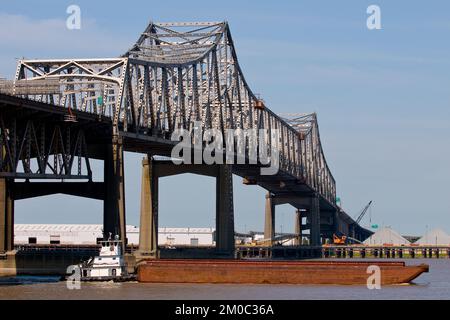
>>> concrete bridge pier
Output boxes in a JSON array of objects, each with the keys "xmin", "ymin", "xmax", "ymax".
[
  {"xmin": 264, "ymin": 193, "xmax": 322, "ymax": 247},
  {"xmin": 309, "ymin": 193, "xmax": 321, "ymax": 246},
  {"xmin": 215, "ymin": 165, "xmax": 235, "ymax": 255},
  {"xmin": 334, "ymin": 209, "xmax": 339, "ymax": 237},
  {"xmin": 138, "ymin": 160, "xmax": 235, "ymax": 258},
  {"xmin": 103, "ymin": 139, "xmax": 127, "ymax": 251},
  {"xmin": 294, "ymin": 209, "xmax": 302, "ymax": 245},
  {"xmin": 264, "ymin": 192, "xmax": 275, "ymax": 246},
  {"xmin": 335, "ymin": 208, "xmax": 350, "ymax": 237},
  {"xmin": 0, "ymin": 178, "xmax": 14, "ymax": 253},
  {"xmin": 138, "ymin": 156, "xmax": 158, "ymax": 258}
]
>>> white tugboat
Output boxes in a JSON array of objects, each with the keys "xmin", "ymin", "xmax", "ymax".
[{"xmin": 73, "ymin": 235, "xmax": 135, "ymax": 281}]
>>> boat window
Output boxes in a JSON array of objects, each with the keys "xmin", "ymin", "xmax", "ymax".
[
  {"xmin": 50, "ymin": 235, "xmax": 60, "ymax": 245},
  {"xmin": 166, "ymin": 237, "xmax": 175, "ymax": 246}
]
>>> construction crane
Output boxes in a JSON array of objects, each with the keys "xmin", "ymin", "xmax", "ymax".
[
  {"xmin": 355, "ymin": 201, "xmax": 372, "ymax": 225},
  {"xmin": 331, "ymin": 233, "xmax": 363, "ymax": 245},
  {"xmin": 332, "ymin": 233, "xmax": 347, "ymax": 245},
  {"xmin": 332, "ymin": 201, "xmax": 372, "ymax": 245}
]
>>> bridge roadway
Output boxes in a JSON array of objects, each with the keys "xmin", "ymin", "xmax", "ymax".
[{"xmin": 0, "ymin": 21, "xmax": 372, "ymax": 258}]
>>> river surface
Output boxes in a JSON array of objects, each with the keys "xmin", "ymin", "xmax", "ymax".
[{"xmin": 0, "ymin": 259, "xmax": 449, "ymax": 300}]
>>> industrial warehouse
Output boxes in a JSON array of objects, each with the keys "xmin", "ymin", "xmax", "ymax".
[
  {"xmin": 12, "ymin": 224, "xmax": 450, "ymax": 247},
  {"xmin": 14, "ymin": 224, "xmax": 215, "ymax": 247}
]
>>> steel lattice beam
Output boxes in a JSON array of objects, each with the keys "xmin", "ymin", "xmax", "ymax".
[
  {"xmin": 0, "ymin": 115, "xmax": 92, "ymax": 179},
  {"xmin": 0, "ymin": 21, "xmax": 336, "ymax": 204}
]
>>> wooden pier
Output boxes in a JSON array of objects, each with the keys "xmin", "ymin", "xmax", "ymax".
[
  {"xmin": 236, "ymin": 246, "xmax": 323, "ymax": 259},
  {"xmin": 235, "ymin": 245, "xmax": 450, "ymax": 260},
  {"xmin": 322, "ymin": 246, "xmax": 450, "ymax": 259}
]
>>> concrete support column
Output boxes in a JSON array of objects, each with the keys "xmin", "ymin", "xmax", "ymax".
[
  {"xmin": 294, "ymin": 209, "xmax": 302, "ymax": 246},
  {"xmin": 0, "ymin": 179, "xmax": 14, "ymax": 253},
  {"xmin": 215, "ymin": 165, "xmax": 234, "ymax": 254},
  {"xmin": 310, "ymin": 193, "xmax": 321, "ymax": 246},
  {"xmin": 103, "ymin": 139, "xmax": 126, "ymax": 252},
  {"xmin": 6, "ymin": 189, "xmax": 13, "ymax": 252},
  {"xmin": 334, "ymin": 209, "xmax": 340, "ymax": 235},
  {"xmin": 138, "ymin": 156, "xmax": 158, "ymax": 257},
  {"xmin": 264, "ymin": 192, "xmax": 275, "ymax": 246},
  {"xmin": 103, "ymin": 143, "xmax": 117, "ymax": 238},
  {"xmin": 114, "ymin": 139, "xmax": 127, "ymax": 251}
]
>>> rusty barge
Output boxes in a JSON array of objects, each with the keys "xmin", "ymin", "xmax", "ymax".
[{"xmin": 137, "ymin": 260, "xmax": 429, "ymax": 285}]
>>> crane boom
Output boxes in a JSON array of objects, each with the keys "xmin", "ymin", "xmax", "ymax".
[{"xmin": 355, "ymin": 201, "xmax": 372, "ymax": 224}]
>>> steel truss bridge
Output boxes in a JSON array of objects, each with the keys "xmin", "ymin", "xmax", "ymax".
[{"xmin": 0, "ymin": 22, "xmax": 371, "ymax": 256}]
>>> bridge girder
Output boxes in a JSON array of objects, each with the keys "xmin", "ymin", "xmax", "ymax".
[{"xmin": 0, "ymin": 114, "xmax": 92, "ymax": 180}]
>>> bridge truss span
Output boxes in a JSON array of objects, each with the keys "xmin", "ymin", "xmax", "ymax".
[{"xmin": 3, "ymin": 21, "xmax": 336, "ymax": 204}]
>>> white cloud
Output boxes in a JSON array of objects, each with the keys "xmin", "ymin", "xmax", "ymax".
[{"xmin": 0, "ymin": 13, "xmax": 133, "ymax": 77}]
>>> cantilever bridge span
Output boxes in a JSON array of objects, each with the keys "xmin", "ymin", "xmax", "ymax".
[{"xmin": 0, "ymin": 22, "xmax": 371, "ymax": 256}]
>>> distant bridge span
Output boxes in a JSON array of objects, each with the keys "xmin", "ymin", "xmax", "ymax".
[{"xmin": 0, "ymin": 22, "xmax": 371, "ymax": 256}]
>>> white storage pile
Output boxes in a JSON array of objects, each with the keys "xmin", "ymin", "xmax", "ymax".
[
  {"xmin": 415, "ymin": 228, "xmax": 450, "ymax": 246},
  {"xmin": 363, "ymin": 227, "xmax": 410, "ymax": 246}
]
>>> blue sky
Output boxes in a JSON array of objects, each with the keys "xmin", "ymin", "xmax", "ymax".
[{"xmin": 1, "ymin": 1, "xmax": 449, "ymax": 236}]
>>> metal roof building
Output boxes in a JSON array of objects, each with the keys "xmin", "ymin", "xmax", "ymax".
[{"xmin": 14, "ymin": 224, "xmax": 215, "ymax": 247}]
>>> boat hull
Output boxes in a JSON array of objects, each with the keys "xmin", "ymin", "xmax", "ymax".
[
  {"xmin": 137, "ymin": 260, "xmax": 429, "ymax": 285},
  {"xmin": 79, "ymin": 275, "xmax": 136, "ymax": 282}
]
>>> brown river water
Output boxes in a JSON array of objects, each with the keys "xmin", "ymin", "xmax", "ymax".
[{"xmin": 0, "ymin": 259, "xmax": 449, "ymax": 300}]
